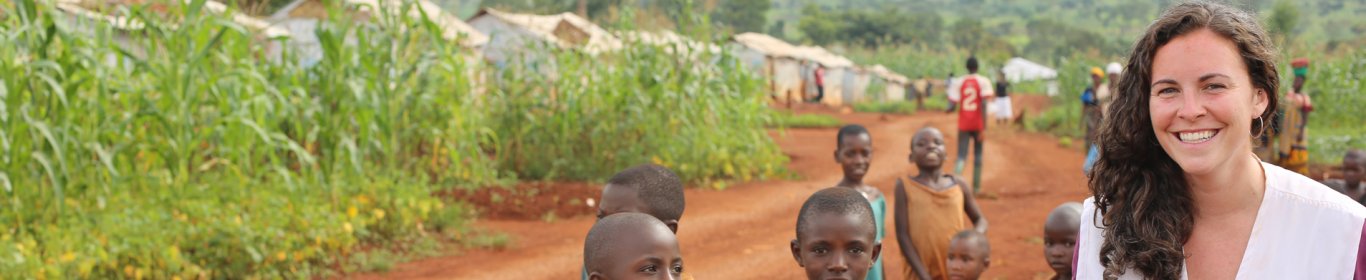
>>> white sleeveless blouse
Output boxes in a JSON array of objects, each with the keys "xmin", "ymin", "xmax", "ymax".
[{"xmin": 1076, "ymin": 162, "xmax": 1366, "ymax": 279}]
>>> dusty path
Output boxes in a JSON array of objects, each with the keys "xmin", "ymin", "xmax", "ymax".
[{"xmin": 359, "ymin": 95, "xmax": 1091, "ymax": 279}]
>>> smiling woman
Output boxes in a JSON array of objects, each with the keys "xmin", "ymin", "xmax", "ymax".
[{"xmin": 1079, "ymin": 1, "xmax": 1366, "ymax": 279}]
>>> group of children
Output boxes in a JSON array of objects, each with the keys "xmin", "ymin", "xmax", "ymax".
[{"xmin": 581, "ymin": 124, "xmax": 1087, "ymax": 280}]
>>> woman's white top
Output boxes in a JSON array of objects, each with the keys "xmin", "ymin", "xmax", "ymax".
[{"xmin": 1076, "ymin": 162, "xmax": 1366, "ymax": 279}]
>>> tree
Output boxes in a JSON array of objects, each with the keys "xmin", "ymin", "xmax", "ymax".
[
  {"xmin": 951, "ymin": 18, "xmax": 986, "ymax": 52},
  {"xmin": 1266, "ymin": 0, "xmax": 1299, "ymax": 44},
  {"xmin": 712, "ymin": 0, "xmax": 771, "ymax": 33},
  {"xmin": 798, "ymin": 4, "xmax": 843, "ymax": 45}
]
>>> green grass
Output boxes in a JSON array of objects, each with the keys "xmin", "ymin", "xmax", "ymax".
[
  {"xmin": 853, "ymin": 101, "xmax": 918, "ymax": 115},
  {"xmin": 768, "ymin": 111, "xmax": 843, "ymax": 128},
  {"xmin": 0, "ymin": 0, "xmax": 791, "ymax": 278}
]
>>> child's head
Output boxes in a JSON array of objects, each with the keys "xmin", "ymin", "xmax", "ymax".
[
  {"xmin": 598, "ymin": 164, "xmax": 685, "ymax": 233},
  {"xmin": 966, "ymin": 57, "xmax": 979, "ymax": 74},
  {"xmin": 947, "ymin": 230, "xmax": 991, "ymax": 280},
  {"xmin": 1043, "ymin": 202, "xmax": 1083, "ymax": 278},
  {"xmin": 835, "ymin": 125, "xmax": 873, "ymax": 183},
  {"xmin": 790, "ymin": 187, "xmax": 881, "ymax": 280},
  {"xmin": 584, "ymin": 212, "xmax": 683, "ymax": 280},
  {"xmin": 910, "ymin": 126, "xmax": 947, "ymax": 170},
  {"xmin": 1344, "ymin": 149, "xmax": 1366, "ymax": 187}
]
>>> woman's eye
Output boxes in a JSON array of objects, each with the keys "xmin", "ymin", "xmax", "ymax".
[
  {"xmin": 1155, "ymin": 87, "xmax": 1178, "ymax": 96},
  {"xmin": 672, "ymin": 264, "xmax": 683, "ymax": 274},
  {"xmin": 640, "ymin": 265, "xmax": 657, "ymax": 273},
  {"xmin": 1204, "ymin": 83, "xmax": 1227, "ymax": 91}
]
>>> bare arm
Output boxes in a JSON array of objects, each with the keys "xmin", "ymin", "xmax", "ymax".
[
  {"xmin": 958, "ymin": 177, "xmax": 989, "ymax": 233},
  {"xmin": 894, "ymin": 179, "xmax": 934, "ymax": 280}
]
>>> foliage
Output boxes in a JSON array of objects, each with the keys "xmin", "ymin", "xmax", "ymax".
[
  {"xmin": 712, "ymin": 0, "xmax": 771, "ymax": 33},
  {"xmin": 768, "ymin": 111, "xmax": 843, "ymax": 128},
  {"xmin": 1301, "ymin": 51, "xmax": 1366, "ymax": 164},
  {"xmin": 853, "ymin": 101, "xmax": 918, "ymax": 115},
  {"xmin": 0, "ymin": 0, "xmax": 492, "ymax": 278},
  {"xmin": 480, "ymin": 31, "xmax": 787, "ymax": 188},
  {"xmin": 796, "ymin": 4, "xmax": 941, "ymax": 48}
]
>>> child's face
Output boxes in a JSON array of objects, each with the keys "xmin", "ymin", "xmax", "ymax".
[
  {"xmin": 1043, "ymin": 220, "xmax": 1079, "ymax": 277},
  {"xmin": 836, "ymin": 133, "xmax": 873, "ymax": 182},
  {"xmin": 911, "ymin": 130, "xmax": 947, "ymax": 169},
  {"xmin": 1344, "ymin": 156, "xmax": 1363, "ymax": 187},
  {"xmin": 946, "ymin": 238, "xmax": 989, "ymax": 280},
  {"xmin": 589, "ymin": 225, "xmax": 684, "ymax": 280},
  {"xmin": 791, "ymin": 213, "xmax": 881, "ymax": 280},
  {"xmin": 598, "ymin": 184, "xmax": 646, "ymax": 220}
]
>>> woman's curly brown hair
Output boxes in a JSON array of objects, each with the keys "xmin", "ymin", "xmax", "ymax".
[{"xmin": 1088, "ymin": 1, "xmax": 1280, "ymax": 279}]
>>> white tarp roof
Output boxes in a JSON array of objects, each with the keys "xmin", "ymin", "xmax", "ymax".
[
  {"xmin": 732, "ymin": 32, "xmax": 800, "ymax": 58},
  {"xmin": 616, "ymin": 30, "xmax": 721, "ymax": 55},
  {"xmin": 57, "ymin": 0, "xmax": 292, "ymax": 38},
  {"xmin": 868, "ymin": 65, "xmax": 910, "ymax": 85},
  {"xmin": 789, "ymin": 45, "xmax": 854, "ymax": 68},
  {"xmin": 1003, "ymin": 57, "xmax": 1058, "ymax": 82},
  {"xmin": 470, "ymin": 8, "xmax": 622, "ymax": 54},
  {"xmin": 273, "ymin": 0, "xmax": 487, "ymax": 48}
]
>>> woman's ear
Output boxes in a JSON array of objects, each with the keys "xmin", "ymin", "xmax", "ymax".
[{"xmin": 1253, "ymin": 88, "xmax": 1269, "ymax": 118}]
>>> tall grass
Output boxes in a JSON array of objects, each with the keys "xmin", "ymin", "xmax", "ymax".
[
  {"xmin": 0, "ymin": 0, "xmax": 490, "ymax": 278},
  {"xmin": 482, "ymin": 37, "xmax": 789, "ymax": 188},
  {"xmin": 0, "ymin": 0, "xmax": 791, "ymax": 277}
]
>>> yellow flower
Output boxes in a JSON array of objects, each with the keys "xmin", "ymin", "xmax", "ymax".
[
  {"xmin": 59, "ymin": 252, "xmax": 75, "ymax": 263},
  {"xmin": 276, "ymin": 252, "xmax": 286, "ymax": 261},
  {"xmin": 346, "ymin": 206, "xmax": 358, "ymax": 218},
  {"xmin": 372, "ymin": 209, "xmax": 386, "ymax": 220},
  {"xmin": 343, "ymin": 222, "xmax": 353, "ymax": 233}
]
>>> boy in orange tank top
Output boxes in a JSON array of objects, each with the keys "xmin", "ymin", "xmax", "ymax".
[{"xmin": 894, "ymin": 127, "xmax": 989, "ymax": 280}]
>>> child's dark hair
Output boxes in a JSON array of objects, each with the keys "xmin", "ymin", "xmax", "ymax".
[
  {"xmin": 583, "ymin": 212, "xmax": 669, "ymax": 270},
  {"xmin": 952, "ymin": 230, "xmax": 991, "ymax": 255},
  {"xmin": 1347, "ymin": 149, "xmax": 1366, "ymax": 165},
  {"xmin": 966, "ymin": 56, "xmax": 979, "ymax": 73},
  {"xmin": 1090, "ymin": 1, "xmax": 1279, "ymax": 278},
  {"xmin": 608, "ymin": 164, "xmax": 685, "ymax": 222},
  {"xmin": 795, "ymin": 187, "xmax": 875, "ymax": 240},
  {"xmin": 836, "ymin": 124, "xmax": 870, "ymax": 148}
]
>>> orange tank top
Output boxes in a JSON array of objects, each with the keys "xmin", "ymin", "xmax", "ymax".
[{"xmin": 899, "ymin": 177, "xmax": 969, "ymax": 280}]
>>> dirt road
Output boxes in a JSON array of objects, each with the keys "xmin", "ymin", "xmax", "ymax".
[{"xmin": 360, "ymin": 96, "xmax": 1091, "ymax": 279}]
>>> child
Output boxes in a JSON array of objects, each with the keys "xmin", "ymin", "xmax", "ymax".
[
  {"xmin": 948, "ymin": 57, "xmax": 995, "ymax": 193},
  {"xmin": 596, "ymin": 164, "xmax": 686, "ymax": 232},
  {"xmin": 946, "ymin": 230, "xmax": 991, "ymax": 280},
  {"xmin": 1324, "ymin": 149, "xmax": 1366, "ymax": 203},
  {"xmin": 583, "ymin": 212, "xmax": 684, "ymax": 280},
  {"xmin": 1043, "ymin": 202, "xmax": 1082, "ymax": 280},
  {"xmin": 895, "ymin": 127, "xmax": 989, "ymax": 280},
  {"xmin": 588, "ymin": 164, "xmax": 687, "ymax": 280},
  {"xmin": 791, "ymin": 187, "xmax": 883, "ymax": 280},
  {"xmin": 832, "ymin": 124, "xmax": 886, "ymax": 280}
]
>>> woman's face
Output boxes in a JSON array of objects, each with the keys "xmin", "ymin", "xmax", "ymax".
[{"xmin": 1149, "ymin": 28, "xmax": 1268, "ymax": 176}]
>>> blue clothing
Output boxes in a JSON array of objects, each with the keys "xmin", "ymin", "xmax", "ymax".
[
  {"xmin": 1081, "ymin": 87, "xmax": 1098, "ymax": 106},
  {"xmin": 868, "ymin": 195, "xmax": 887, "ymax": 280},
  {"xmin": 1083, "ymin": 144, "xmax": 1099, "ymax": 175}
]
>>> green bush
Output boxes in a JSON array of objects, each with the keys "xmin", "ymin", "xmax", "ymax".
[
  {"xmin": 1301, "ymin": 51, "xmax": 1366, "ymax": 163},
  {"xmin": 482, "ymin": 41, "xmax": 788, "ymax": 187}
]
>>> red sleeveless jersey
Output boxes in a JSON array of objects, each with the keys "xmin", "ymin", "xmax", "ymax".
[{"xmin": 957, "ymin": 77, "xmax": 985, "ymax": 131}]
